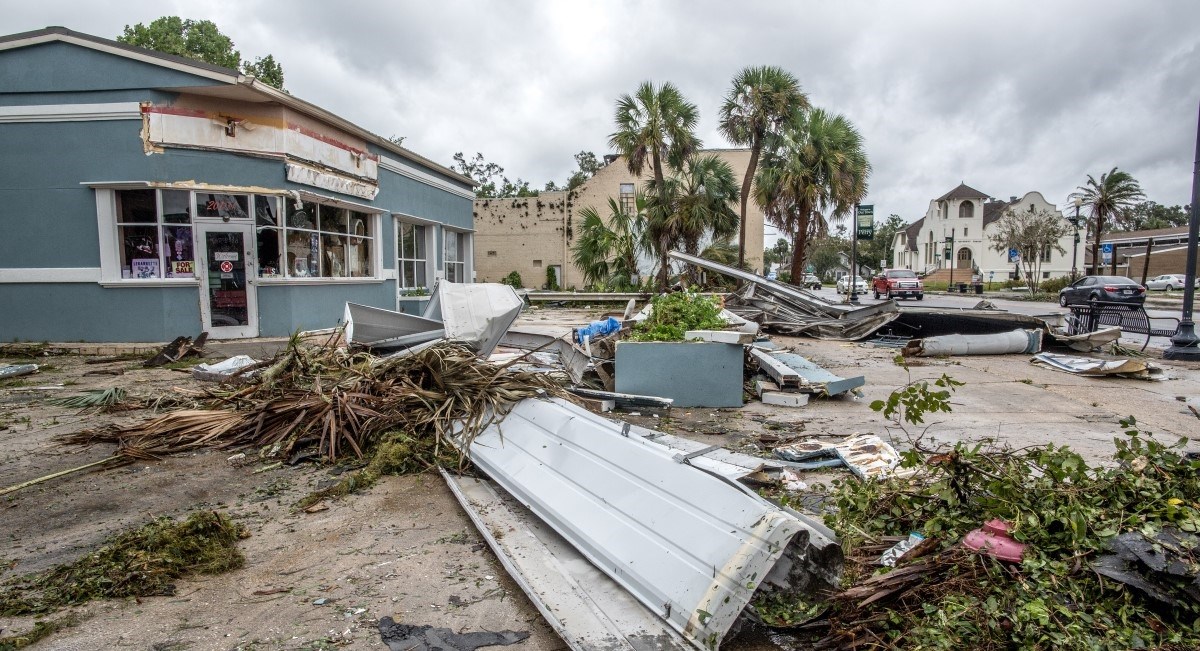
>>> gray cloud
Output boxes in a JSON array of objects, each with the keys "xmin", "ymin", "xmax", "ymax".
[{"xmin": 10, "ymin": 0, "xmax": 1199, "ymax": 225}]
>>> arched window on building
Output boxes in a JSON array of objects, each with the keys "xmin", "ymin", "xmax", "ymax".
[{"xmin": 959, "ymin": 201, "xmax": 975, "ymax": 219}]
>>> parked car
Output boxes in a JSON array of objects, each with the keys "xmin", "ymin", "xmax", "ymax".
[
  {"xmin": 872, "ymin": 269, "xmax": 924, "ymax": 300},
  {"xmin": 800, "ymin": 273, "xmax": 823, "ymax": 290},
  {"xmin": 836, "ymin": 275, "xmax": 867, "ymax": 294},
  {"xmin": 1145, "ymin": 273, "xmax": 1198, "ymax": 291},
  {"xmin": 1058, "ymin": 275, "xmax": 1146, "ymax": 307}
]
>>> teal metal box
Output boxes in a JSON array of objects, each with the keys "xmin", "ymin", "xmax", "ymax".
[{"xmin": 615, "ymin": 341, "xmax": 744, "ymax": 408}]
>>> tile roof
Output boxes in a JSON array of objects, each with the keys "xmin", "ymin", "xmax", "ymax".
[{"xmin": 936, "ymin": 182, "xmax": 990, "ymax": 202}]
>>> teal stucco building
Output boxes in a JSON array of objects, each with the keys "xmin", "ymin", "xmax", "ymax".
[{"xmin": 0, "ymin": 27, "xmax": 475, "ymax": 342}]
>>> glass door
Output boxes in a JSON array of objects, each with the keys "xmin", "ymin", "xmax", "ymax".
[{"xmin": 197, "ymin": 222, "xmax": 259, "ymax": 339}]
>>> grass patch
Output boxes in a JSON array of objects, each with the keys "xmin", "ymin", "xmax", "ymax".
[
  {"xmin": 294, "ymin": 431, "xmax": 454, "ymax": 510},
  {"xmin": 0, "ymin": 613, "xmax": 83, "ymax": 650},
  {"xmin": 0, "ymin": 511, "xmax": 246, "ymax": 616}
]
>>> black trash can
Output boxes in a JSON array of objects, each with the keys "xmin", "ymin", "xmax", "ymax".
[
  {"xmin": 957, "ymin": 282, "xmax": 968, "ymax": 293},
  {"xmin": 974, "ymin": 283, "xmax": 983, "ymax": 294}
]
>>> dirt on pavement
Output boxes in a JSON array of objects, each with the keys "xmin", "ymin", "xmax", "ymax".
[{"xmin": 2, "ymin": 306, "xmax": 1198, "ymax": 650}]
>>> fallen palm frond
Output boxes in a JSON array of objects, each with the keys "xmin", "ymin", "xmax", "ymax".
[
  {"xmin": 60, "ymin": 340, "xmax": 567, "ymax": 466},
  {"xmin": 46, "ymin": 387, "xmax": 131, "ymax": 413}
]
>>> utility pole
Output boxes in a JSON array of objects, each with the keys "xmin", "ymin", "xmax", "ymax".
[
  {"xmin": 1165, "ymin": 101, "xmax": 1200, "ymax": 361},
  {"xmin": 946, "ymin": 229, "xmax": 956, "ymax": 290},
  {"xmin": 1070, "ymin": 198, "xmax": 1082, "ymax": 281},
  {"xmin": 849, "ymin": 203, "xmax": 860, "ymax": 304}
]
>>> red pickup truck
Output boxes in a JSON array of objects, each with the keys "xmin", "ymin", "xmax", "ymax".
[{"xmin": 872, "ymin": 269, "xmax": 924, "ymax": 300}]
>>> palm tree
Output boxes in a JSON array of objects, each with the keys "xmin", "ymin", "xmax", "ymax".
[
  {"xmin": 572, "ymin": 197, "xmax": 646, "ymax": 290},
  {"xmin": 1068, "ymin": 168, "xmax": 1146, "ymax": 275},
  {"xmin": 754, "ymin": 107, "xmax": 870, "ymax": 281},
  {"xmin": 718, "ymin": 66, "xmax": 809, "ymax": 270},
  {"xmin": 609, "ymin": 81, "xmax": 701, "ymax": 289},
  {"xmin": 645, "ymin": 154, "xmax": 740, "ymax": 285},
  {"xmin": 609, "ymin": 81, "xmax": 700, "ymax": 191}
]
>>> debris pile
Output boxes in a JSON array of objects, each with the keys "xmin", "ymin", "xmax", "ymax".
[
  {"xmin": 64, "ymin": 338, "xmax": 564, "ymax": 464},
  {"xmin": 808, "ymin": 418, "xmax": 1200, "ymax": 650}
]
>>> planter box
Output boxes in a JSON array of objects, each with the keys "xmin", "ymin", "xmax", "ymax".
[{"xmin": 615, "ymin": 341, "xmax": 744, "ymax": 408}]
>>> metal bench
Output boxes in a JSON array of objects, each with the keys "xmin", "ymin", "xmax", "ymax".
[{"xmin": 1066, "ymin": 302, "xmax": 1180, "ymax": 351}]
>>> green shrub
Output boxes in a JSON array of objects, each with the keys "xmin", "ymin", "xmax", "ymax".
[
  {"xmin": 545, "ymin": 266, "xmax": 560, "ymax": 291},
  {"xmin": 627, "ymin": 293, "xmax": 726, "ymax": 342},
  {"xmin": 501, "ymin": 271, "xmax": 523, "ymax": 288},
  {"xmin": 1040, "ymin": 276, "xmax": 1071, "ymax": 293}
]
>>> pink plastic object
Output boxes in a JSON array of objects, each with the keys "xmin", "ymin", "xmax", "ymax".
[{"xmin": 963, "ymin": 519, "xmax": 1027, "ymax": 562}]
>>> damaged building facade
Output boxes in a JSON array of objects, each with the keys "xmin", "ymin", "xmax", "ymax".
[
  {"xmin": 891, "ymin": 183, "xmax": 1074, "ymax": 281},
  {"xmin": 472, "ymin": 149, "xmax": 766, "ymax": 289},
  {"xmin": 0, "ymin": 27, "xmax": 475, "ymax": 342}
]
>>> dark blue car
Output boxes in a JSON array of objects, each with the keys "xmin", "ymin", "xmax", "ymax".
[{"xmin": 1058, "ymin": 275, "xmax": 1146, "ymax": 307}]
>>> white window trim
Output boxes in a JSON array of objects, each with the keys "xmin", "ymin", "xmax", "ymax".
[
  {"xmin": 395, "ymin": 215, "xmax": 436, "ymax": 296},
  {"xmin": 441, "ymin": 226, "xmax": 473, "ymax": 283}
]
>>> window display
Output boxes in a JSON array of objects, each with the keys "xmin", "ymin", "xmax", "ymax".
[
  {"xmin": 116, "ymin": 189, "xmax": 194, "ymax": 279},
  {"xmin": 262, "ymin": 202, "xmax": 374, "ymax": 279}
]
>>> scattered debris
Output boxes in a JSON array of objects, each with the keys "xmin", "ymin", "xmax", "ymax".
[
  {"xmin": 962, "ymin": 519, "xmax": 1027, "ymax": 562},
  {"xmin": 1091, "ymin": 527, "xmax": 1200, "ymax": 606},
  {"xmin": 1031, "ymin": 352, "xmax": 1165, "ymax": 380},
  {"xmin": 567, "ymin": 387, "xmax": 673, "ymax": 410},
  {"xmin": 0, "ymin": 364, "xmax": 39, "ymax": 380},
  {"xmin": 190, "ymin": 355, "xmax": 262, "ymax": 383},
  {"xmin": 423, "ymin": 281, "xmax": 524, "ymax": 356},
  {"xmin": 902, "ymin": 328, "xmax": 1043, "ymax": 357},
  {"xmin": 377, "ymin": 617, "xmax": 529, "ymax": 651},
  {"xmin": 46, "ymin": 387, "xmax": 130, "ymax": 412},
  {"xmin": 774, "ymin": 434, "xmax": 905, "ymax": 479},
  {"xmin": 344, "ymin": 302, "xmax": 443, "ymax": 350},
  {"xmin": 750, "ymin": 349, "xmax": 864, "ymax": 397},
  {"xmin": 142, "ymin": 332, "xmax": 207, "ymax": 368},
  {"xmin": 878, "ymin": 532, "xmax": 925, "ymax": 567},
  {"xmin": 62, "ymin": 341, "xmax": 563, "ymax": 466}
]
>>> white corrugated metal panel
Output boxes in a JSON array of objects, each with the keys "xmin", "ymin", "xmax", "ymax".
[
  {"xmin": 423, "ymin": 282, "xmax": 523, "ymax": 356},
  {"xmin": 461, "ymin": 398, "xmax": 811, "ymax": 650},
  {"xmin": 442, "ymin": 470, "xmax": 692, "ymax": 651}
]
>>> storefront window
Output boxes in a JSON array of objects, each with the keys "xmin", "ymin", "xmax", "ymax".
[
  {"xmin": 397, "ymin": 222, "xmax": 428, "ymax": 289},
  {"xmin": 116, "ymin": 189, "xmax": 194, "ymax": 279},
  {"xmin": 271, "ymin": 202, "xmax": 374, "ymax": 279}
]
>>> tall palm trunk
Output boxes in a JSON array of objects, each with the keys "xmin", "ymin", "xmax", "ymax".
[
  {"xmin": 652, "ymin": 152, "xmax": 672, "ymax": 291},
  {"xmin": 789, "ymin": 207, "xmax": 812, "ymax": 282}
]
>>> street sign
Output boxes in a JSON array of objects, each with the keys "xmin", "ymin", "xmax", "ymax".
[
  {"xmin": 1101, "ymin": 242, "xmax": 1113, "ymax": 265},
  {"xmin": 856, "ymin": 205, "xmax": 874, "ymax": 240},
  {"xmin": 219, "ymin": 260, "xmax": 234, "ymax": 273},
  {"xmin": 1008, "ymin": 248, "xmax": 1021, "ymax": 263}
]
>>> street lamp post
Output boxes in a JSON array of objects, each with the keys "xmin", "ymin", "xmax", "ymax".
[
  {"xmin": 945, "ymin": 230, "xmax": 955, "ymax": 291},
  {"xmin": 849, "ymin": 203, "xmax": 861, "ymax": 304},
  {"xmin": 1164, "ymin": 101, "xmax": 1200, "ymax": 361},
  {"xmin": 1070, "ymin": 197, "xmax": 1082, "ymax": 281}
]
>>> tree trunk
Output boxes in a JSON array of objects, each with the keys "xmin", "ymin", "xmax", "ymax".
[
  {"xmin": 738, "ymin": 140, "xmax": 761, "ymax": 270},
  {"xmin": 1090, "ymin": 213, "xmax": 1103, "ymax": 276},
  {"xmin": 789, "ymin": 210, "xmax": 810, "ymax": 282}
]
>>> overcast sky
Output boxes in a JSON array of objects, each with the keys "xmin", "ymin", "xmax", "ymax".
[{"xmin": 11, "ymin": 1, "xmax": 1200, "ymax": 231}]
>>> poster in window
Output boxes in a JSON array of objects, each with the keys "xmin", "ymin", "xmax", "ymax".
[
  {"xmin": 132, "ymin": 258, "xmax": 160, "ymax": 279},
  {"xmin": 172, "ymin": 260, "xmax": 195, "ymax": 276}
]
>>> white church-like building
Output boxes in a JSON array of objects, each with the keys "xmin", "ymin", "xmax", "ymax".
[{"xmin": 891, "ymin": 183, "xmax": 1077, "ymax": 283}]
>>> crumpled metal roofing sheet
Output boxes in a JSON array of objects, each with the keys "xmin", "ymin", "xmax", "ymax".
[
  {"xmin": 461, "ymin": 397, "xmax": 814, "ymax": 650},
  {"xmin": 442, "ymin": 470, "xmax": 692, "ymax": 651},
  {"xmin": 422, "ymin": 281, "xmax": 524, "ymax": 356}
]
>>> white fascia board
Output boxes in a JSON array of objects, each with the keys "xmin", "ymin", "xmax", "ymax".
[
  {"xmin": 0, "ymin": 103, "xmax": 141, "ymax": 123},
  {"xmin": 0, "ymin": 268, "xmax": 101, "ymax": 283},
  {"xmin": 295, "ymin": 190, "xmax": 385, "ymax": 214},
  {"xmin": 392, "ymin": 212, "xmax": 442, "ymax": 226},
  {"xmin": 461, "ymin": 397, "xmax": 812, "ymax": 650},
  {"xmin": 379, "ymin": 154, "xmax": 476, "ymax": 200},
  {"xmin": 0, "ymin": 33, "xmax": 239, "ymax": 84}
]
